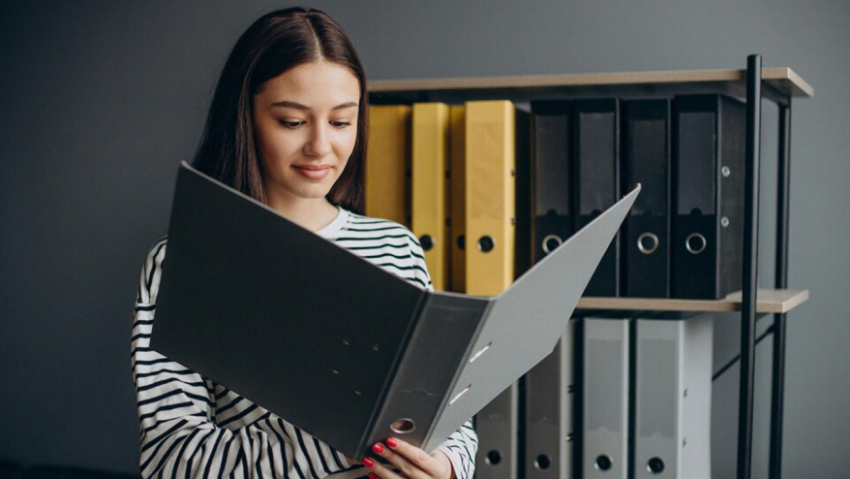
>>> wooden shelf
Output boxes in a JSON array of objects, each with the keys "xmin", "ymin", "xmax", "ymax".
[
  {"xmin": 576, "ymin": 288, "xmax": 809, "ymax": 314},
  {"xmin": 369, "ymin": 67, "xmax": 813, "ymax": 103}
]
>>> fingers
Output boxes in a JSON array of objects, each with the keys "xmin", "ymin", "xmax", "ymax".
[
  {"xmin": 363, "ymin": 438, "xmax": 444, "ymax": 479},
  {"xmin": 384, "ymin": 438, "xmax": 435, "ymax": 474}
]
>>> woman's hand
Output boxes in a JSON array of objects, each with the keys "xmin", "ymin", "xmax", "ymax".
[{"xmin": 362, "ymin": 438, "xmax": 455, "ymax": 479}]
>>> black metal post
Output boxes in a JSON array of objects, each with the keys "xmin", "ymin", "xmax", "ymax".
[
  {"xmin": 769, "ymin": 101, "xmax": 791, "ymax": 479},
  {"xmin": 737, "ymin": 54, "xmax": 762, "ymax": 479}
]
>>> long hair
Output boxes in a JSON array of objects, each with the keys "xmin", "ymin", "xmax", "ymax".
[{"xmin": 192, "ymin": 7, "xmax": 368, "ymax": 213}]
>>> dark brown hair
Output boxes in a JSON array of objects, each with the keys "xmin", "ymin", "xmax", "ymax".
[{"xmin": 192, "ymin": 7, "xmax": 367, "ymax": 213}]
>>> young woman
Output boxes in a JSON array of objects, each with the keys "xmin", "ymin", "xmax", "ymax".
[{"xmin": 131, "ymin": 8, "xmax": 477, "ymax": 479}]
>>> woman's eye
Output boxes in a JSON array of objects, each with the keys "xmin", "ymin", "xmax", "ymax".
[
  {"xmin": 278, "ymin": 120, "xmax": 304, "ymax": 129},
  {"xmin": 331, "ymin": 120, "xmax": 352, "ymax": 129}
]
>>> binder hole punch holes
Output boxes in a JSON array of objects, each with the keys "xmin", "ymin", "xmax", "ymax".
[
  {"xmin": 595, "ymin": 455, "xmax": 613, "ymax": 471},
  {"xmin": 647, "ymin": 457, "xmax": 665, "ymax": 474},
  {"xmin": 469, "ymin": 342, "xmax": 491, "ymax": 363},
  {"xmin": 390, "ymin": 418, "xmax": 416, "ymax": 434},
  {"xmin": 485, "ymin": 450, "xmax": 502, "ymax": 466},
  {"xmin": 477, "ymin": 236, "xmax": 495, "ymax": 253},
  {"xmin": 449, "ymin": 385, "xmax": 471, "ymax": 405},
  {"xmin": 534, "ymin": 455, "xmax": 551, "ymax": 471},
  {"xmin": 637, "ymin": 232, "xmax": 659, "ymax": 255},
  {"xmin": 420, "ymin": 235, "xmax": 434, "ymax": 251},
  {"xmin": 541, "ymin": 234, "xmax": 563, "ymax": 255},
  {"xmin": 685, "ymin": 233, "xmax": 707, "ymax": 255}
]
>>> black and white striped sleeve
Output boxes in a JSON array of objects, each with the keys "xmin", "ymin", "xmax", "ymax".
[
  {"xmin": 404, "ymin": 234, "xmax": 479, "ymax": 479},
  {"xmin": 131, "ymin": 239, "xmax": 358, "ymax": 479}
]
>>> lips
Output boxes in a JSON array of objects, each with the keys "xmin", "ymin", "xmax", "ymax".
[{"xmin": 292, "ymin": 164, "xmax": 333, "ymax": 180}]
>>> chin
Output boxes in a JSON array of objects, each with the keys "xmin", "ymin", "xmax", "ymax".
[{"xmin": 293, "ymin": 187, "xmax": 334, "ymax": 200}]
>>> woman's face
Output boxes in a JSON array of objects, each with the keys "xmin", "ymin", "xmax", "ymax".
[{"xmin": 252, "ymin": 60, "xmax": 360, "ymax": 207}]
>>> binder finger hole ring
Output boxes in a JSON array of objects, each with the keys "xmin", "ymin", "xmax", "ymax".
[
  {"xmin": 647, "ymin": 457, "xmax": 665, "ymax": 473},
  {"xmin": 637, "ymin": 232, "xmax": 659, "ymax": 255},
  {"xmin": 390, "ymin": 418, "xmax": 416, "ymax": 434},
  {"xmin": 685, "ymin": 233, "xmax": 707, "ymax": 255},
  {"xmin": 534, "ymin": 455, "xmax": 551, "ymax": 470},
  {"xmin": 541, "ymin": 234, "xmax": 563, "ymax": 254},
  {"xmin": 595, "ymin": 455, "xmax": 613, "ymax": 471},
  {"xmin": 477, "ymin": 236, "xmax": 495, "ymax": 253}
]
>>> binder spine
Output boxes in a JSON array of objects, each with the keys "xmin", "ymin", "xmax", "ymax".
[
  {"xmin": 622, "ymin": 99, "xmax": 671, "ymax": 298},
  {"xmin": 634, "ymin": 316, "xmax": 712, "ymax": 479},
  {"xmin": 575, "ymin": 99, "xmax": 621, "ymax": 297},
  {"xmin": 582, "ymin": 318, "xmax": 629, "ymax": 479},
  {"xmin": 531, "ymin": 100, "xmax": 573, "ymax": 265},
  {"xmin": 412, "ymin": 103, "xmax": 451, "ymax": 290},
  {"xmin": 366, "ymin": 105, "xmax": 412, "ymax": 226},
  {"xmin": 524, "ymin": 321, "xmax": 575, "ymax": 479},
  {"xmin": 450, "ymin": 105, "xmax": 467, "ymax": 293},
  {"xmin": 465, "ymin": 100, "xmax": 516, "ymax": 296},
  {"xmin": 476, "ymin": 383, "xmax": 522, "ymax": 479},
  {"xmin": 671, "ymin": 95, "xmax": 746, "ymax": 299},
  {"xmin": 362, "ymin": 294, "xmax": 487, "ymax": 457}
]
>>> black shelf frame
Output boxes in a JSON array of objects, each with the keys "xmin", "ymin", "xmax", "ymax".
[{"xmin": 738, "ymin": 53, "xmax": 792, "ymax": 479}]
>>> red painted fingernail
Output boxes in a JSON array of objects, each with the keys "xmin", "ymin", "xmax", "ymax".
[
  {"xmin": 386, "ymin": 438, "xmax": 398, "ymax": 448},
  {"xmin": 372, "ymin": 443, "xmax": 384, "ymax": 453},
  {"xmin": 363, "ymin": 458, "xmax": 375, "ymax": 468},
  {"xmin": 368, "ymin": 474, "xmax": 378, "ymax": 479}
]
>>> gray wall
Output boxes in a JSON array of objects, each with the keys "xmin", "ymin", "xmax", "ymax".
[{"xmin": 1, "ymin": 0, "xmax": 846, "ymax": 477}]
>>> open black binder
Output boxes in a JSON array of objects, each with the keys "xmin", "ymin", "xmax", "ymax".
[{"xmin": 151, "ymin": 162, "xmax": 640, "ymax": 459}]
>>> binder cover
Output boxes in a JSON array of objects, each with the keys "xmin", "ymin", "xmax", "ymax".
[
  {"xmin": 671, "ymin": 95, "xmax": 746, "ymax": 299},
  {"xmin": 622, "ymin": 99, "xmax": 671, "ymax": 298},
  {"xmin": 634, "ymin": 316, "xmax": 712, "ymax": 479},
  {"xmin": 575, "ymin": 99, "xmax": 621, "ymax": 297},
  {"xmin": 366, "ymin": 105, "xmax": 411, "ymax": 226},
  {"xmin": 150, "ymin": 162, "xmax": 640, "ymax": 460},
  {"xmin": 412, "ymin": 103, "xmax": 451, "ymax": 290}
]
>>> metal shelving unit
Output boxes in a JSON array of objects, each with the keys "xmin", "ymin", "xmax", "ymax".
[{"xmin": 369, "ymin": 55, "xmax": 812, "ymax": 479}]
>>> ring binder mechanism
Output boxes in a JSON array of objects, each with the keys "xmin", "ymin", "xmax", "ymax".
[{"xmin": 151, "ymin": 162, "xmax": 640, "ymax": 459}]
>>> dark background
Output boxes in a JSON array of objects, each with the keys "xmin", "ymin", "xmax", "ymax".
[{"xmin": 1, "ymin": 0, "xmax": 846, "ymax": 477}]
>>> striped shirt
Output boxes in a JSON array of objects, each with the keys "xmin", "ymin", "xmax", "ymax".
[{"xmin": 131, "ymin": 207, "xmax": 478, "ymax": 479}]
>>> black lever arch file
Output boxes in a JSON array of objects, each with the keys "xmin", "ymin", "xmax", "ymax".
[{"xmin": 151, "ymin": 162, "xmax": 640, "ymax": 459}]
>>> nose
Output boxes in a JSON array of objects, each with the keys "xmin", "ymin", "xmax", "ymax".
[{"xmin": 304, "ymin": 124, "xmax": 332, "ymax": 158}]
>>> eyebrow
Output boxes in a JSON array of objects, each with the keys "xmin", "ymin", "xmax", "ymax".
[{"xmin": 270, "ymin": 100, "xmax": 358, "ymax": 111}]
